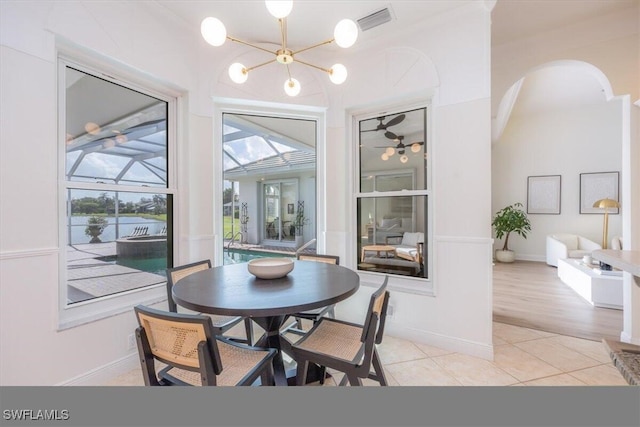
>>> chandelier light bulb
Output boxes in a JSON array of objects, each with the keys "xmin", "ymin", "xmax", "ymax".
[
  {"xmin": 381, "ymin": 153, "xmax": 389, "ymax": 161},
  {"xmin": 228, "ymin": 63, "xmax": 248, "ymax": 83},
  {"xmin": 329, "ymin": 63, "xmax": 348, "ymax": 84},
  {"xmin": 201, "ymin": 17, "xmax": 227, "ymax": 47},
  {"xmin": 334, "ymin": 19, "xmax": 358, "ymax": 48},
  {"xmin": 411, "ymin": 143, "xmax": 421, "ymax": 153},
  {"xmin": 400, "ymin": 154, "xmax": 409, "ymax": 163},
  {"xmin": 284, "ymin": 78, "xmax": 301, "ymax": 96},
  {"xmin": 385, "ymin": 147, "xmax": 395, "ymax": 156},
  {"xmin": 265, "ymin": 1, "xmax": 293, "ymax": 19}
]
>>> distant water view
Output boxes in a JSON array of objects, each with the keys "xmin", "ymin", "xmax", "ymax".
[{"xmin": 69, "ymin": 216, "xmax": 165, "ymax": 245}]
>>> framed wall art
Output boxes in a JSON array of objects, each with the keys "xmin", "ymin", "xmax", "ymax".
[
  {"xmin": 579, "ymin": 171, "xmax": 619, "ymax": 214},
  {"xmin": 527, "ymin": 175, "xmax": 561, "ymax": 214}
]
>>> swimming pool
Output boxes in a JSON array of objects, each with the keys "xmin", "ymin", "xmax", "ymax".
[{"xmin": 223, "ymin": 248, "xmax": 295, "ymax": 265}]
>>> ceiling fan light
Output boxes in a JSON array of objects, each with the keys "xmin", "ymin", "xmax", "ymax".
[
  {"xmin": 228, "ymin": 63, "xmax": 248, "ymax": 83},
  {"xmin": 265, "ymin": 1, "xmax": 293, "ymax": 19},
  {"xmin": 329, "ymin": 64, "xmax": 348, "ymax": 84},
  {"xmin": 284, "ymin": 78, "xmax": 301, "ymax": 96},
  {"xmin": 385, "ymin": 146, "xmax": 395, "ymax": 156},
  {"xmin": 201, "ymin": 17, "xmax": 227, "ymax": 47},
  {"xmin": 411, "ymin": 143, "xmax": 421, "ymax": 153},
  {"xmin": 400, "ymin": 154, "xmax": 409, "ymax": 163},
  {"xmin": 381, "ymin": 153, "xmax": 389, "ymax": 161},
  {"xmin": 334, "ymin": 19, "xmax": 358, "ymax": 48}
]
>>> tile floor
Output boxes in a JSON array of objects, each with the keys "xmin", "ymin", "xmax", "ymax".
[{"xmin": 103, "ymin": 321, "xmax": 629, "ymax": 386}]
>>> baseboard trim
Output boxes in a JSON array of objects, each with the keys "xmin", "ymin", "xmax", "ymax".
[
  {"xmin": 58, "ymin": 352, "xmax": 139, "ymax": 386},
  {"xmin": 385, "ymin": 321, "xmax": 494, "ymax": 360},
  {"xmin": 0, "ymin": 247, "xmax": 58, "ymax": 260}
]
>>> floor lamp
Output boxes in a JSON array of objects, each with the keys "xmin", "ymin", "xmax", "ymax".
[{"xmin": 592, "ymin": 198, "xmax": 620, "ymax": 249}]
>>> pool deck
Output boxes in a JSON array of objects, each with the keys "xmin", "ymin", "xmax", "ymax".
[{"xmin": 66, "ymin": 241, "xmax": 317, "ymax": 303}]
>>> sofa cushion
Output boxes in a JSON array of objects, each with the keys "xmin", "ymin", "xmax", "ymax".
[
  {"xmin": 568, "ymin": 249, "xmax": 591, "ymax": 259},
  {"xmin": 401, "ymin": 232, "xmax": 424, "ymax": 247},
  {"xmin": 395, "ymin": 246, "xmax": 418, "ymax": 262}
]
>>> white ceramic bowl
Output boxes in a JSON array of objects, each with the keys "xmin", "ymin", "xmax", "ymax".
[{"xmin": 247, "ymin": 257, "xmax": 294, "ymax": 279}]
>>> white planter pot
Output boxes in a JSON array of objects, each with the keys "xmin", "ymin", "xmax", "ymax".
[{"xmin": 495, "ymin": 249, "xmax": 516, "ymax": 263}]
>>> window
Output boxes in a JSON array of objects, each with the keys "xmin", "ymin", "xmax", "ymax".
[
  {"xmin": 221, "ymin": 112, "xmax": 317, "ymax": 261},
  {"xmin": 356, "ymin": 107, "xmax": 430, "ymax": 282},
  {"xmin": 59, "ymin": 58, "xmax": 174, "ymax": 327}
]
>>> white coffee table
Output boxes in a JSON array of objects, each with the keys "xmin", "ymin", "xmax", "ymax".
[{"xmin": 557, "ymin": 258, "xmax": 623, "ymax": 309}]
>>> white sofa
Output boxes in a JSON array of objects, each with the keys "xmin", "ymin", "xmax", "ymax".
[{"xmin": 546, "ymin": 233, "xmax": 602, "ymax": 267}]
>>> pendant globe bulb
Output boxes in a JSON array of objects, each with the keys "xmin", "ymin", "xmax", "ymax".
[
  {"xmin": 284, "ymin": 78, "xmax": 301, "ymax": 96},
  {"xmin": 201, "ymin": 17, "xmax": 227, "ymax": 47},
  {"xmin": 334, "ymin": 19, "xmax": 358, "ymax": 48},
  {"xmin": 400, "ymin": 155, "xmax": 409, "ymax": 163},
  {"xmin": 228, "ymin": 63, "xmax": 248, "ymax": 84},
  {"xmin": 385, "ymin": 146, "xmax": 395, "ymax": 156},
  {"xmin": 411, "ymin": 143, "xmax": 422, "ymax": 153},
  {"xmin": 381, "ymin": 153, "xmax": 389, "ymax": 161},
  {"xmin": 265, "ymin": 1, "xmax": 293, "ymax": 19},
  {"xmin": 329, "ymin": 64, "xmax": 348, "ymax": 84}
]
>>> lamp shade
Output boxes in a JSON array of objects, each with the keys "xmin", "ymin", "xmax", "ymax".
[
  {"xmin": 593, "ymin": 198, "xmax": 619, "ymax": 209},
  {"xmin": 284, "ymin": 78, "xmax": 301, "ymax": 96},
  {"xmin": 334, "ymin": 19, "xmax": 358, "ymax": 48},
  {"xmin": 228, "ymin": 63, "xmax": 248, "ymax": 83},
  {"xmin": 201, "ymin": 17, "xmax": 227, "ymax": 47},
  {"xmin": 329, "ymin": 64, "xmax": 348, "ymax": 84},
  {"xmin": 265, "ymin": 1, "xmax": 293, "ymax": 19}
]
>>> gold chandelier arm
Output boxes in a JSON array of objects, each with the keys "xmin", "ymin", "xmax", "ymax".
[
  {"xmin": 245, "ymin": 58, "xmax": 277, "ymax": 72},
  {"xmin": 294, "ymin": 58, "xmax": 331, "ymax": 74},
  {"xmin": 227, "ymin": 36, "xmax": 275, "ymax": 55},
  {"xmin": 279, "ymin": 18, "xmax": 287, "ymax": 50},
  {"xmin": 292, "ymin": 39, "xmax": 334, "ymax": 56}
]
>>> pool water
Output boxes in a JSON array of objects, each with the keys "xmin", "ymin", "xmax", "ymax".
[{"xmin": 223, "ymin": 248, "xmax": 294, "ymax": 265}]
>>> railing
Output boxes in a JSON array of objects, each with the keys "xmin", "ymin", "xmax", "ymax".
[
  {"xmin": 295, "ymin": 238, "xmax": 317, "ymax": 255},
  {"xmin": 225, "ymin": 231, "xmax": 243, "ymax": 249}
]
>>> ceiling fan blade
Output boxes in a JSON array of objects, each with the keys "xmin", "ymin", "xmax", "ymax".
[
  {"xmin": 385, "ymin": 131, "xmax": 398, "ymax": 139},
  {"xmin": 384, "ymin": 114, "xmax": 405, "ymax": 127}
]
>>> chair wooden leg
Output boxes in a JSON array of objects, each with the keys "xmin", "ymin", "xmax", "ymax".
[
  {"xmin": 244, "ymin": 318, "xmax": 254, "ymax": 346},
  {"xmin": 370, "ymin": 349, "xmax": 388, "ymax": 386},
  {"xmin": 346, "ymin": 373, "xmax": 362, "ymax": 386},
  {"xmin": 296, "ymin": 360, "xmax": 309, "ymax": 386},
  {"xmin": 260, "ymin": 364, "xmax": 275, "ymax": 386}
]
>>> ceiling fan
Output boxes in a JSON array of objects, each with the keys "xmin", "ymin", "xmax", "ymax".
[
  {"xmin": 361, "ymin": 114, "xmax": 406, "ymax": 133},
  {"xmin": 374, "ymin": 134, "xmax": 424, "ymax": 162}
]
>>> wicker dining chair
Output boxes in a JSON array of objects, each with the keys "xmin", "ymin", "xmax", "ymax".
[
  {"xmin": 166, "ymin": 260, "xmax": 254, "ymax": 345},
  {"xmin": 134, "ymin": 305, "xmax": 276, "ymax": 386},
  {"xmin": 282, "ymin": 254, "xmax": 340, "ymax": 336},
  {"xmin": 290, "ymin": 276, "xmax": 390, "ymax": 386}
]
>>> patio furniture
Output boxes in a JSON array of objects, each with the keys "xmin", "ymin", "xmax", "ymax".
[
  {"xmin": 166, "ymin": 260, "xmax": 254, "ymax": 345},
  {"xmin": 171, "ymin": 260, "xmax": 360, "ymax": 386},
  {"xmin": 134, "ymin": 305, "xmax": 276, "ymax": 386},
  {"xmin": 290, "ymin": 276, "xmax": 390, "ymax": 386}
]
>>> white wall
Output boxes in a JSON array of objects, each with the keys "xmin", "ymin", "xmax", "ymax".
[
  {"xmin": 493, "ymin": 101, "xmax": 623, "ymax": 260},
  {"xmin": 0, "ymin": 0, "xmax": 494, "ymax": 385}
]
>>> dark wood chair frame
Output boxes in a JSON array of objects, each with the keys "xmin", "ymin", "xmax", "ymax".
[
  {"xmin": 166, "ymin": 259, "xmax": 254, "ymax": 345},
  {"xmin": 291, "ymin": 276, "xmax": 390, "ymax": 386},
  {"xmin": 284, "ymin": 254, "xmax": 340, "ymax": 334},
  {"xmin": 134, "ymin": 305, "xmax": 276, "ymax": 386}
]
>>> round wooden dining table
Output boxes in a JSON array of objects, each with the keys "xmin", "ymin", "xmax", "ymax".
[{"xmin": 171, "ymin": 259, "xmax": 360, "ymax": 386}]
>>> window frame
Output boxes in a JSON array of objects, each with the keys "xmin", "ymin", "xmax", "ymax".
[
  {"xmin": 57, "ymin": 55, "xmax": 178, "ymax": 330},
  {"xmin": 352, "ymin": 101, "xmax": 434, "ymax": 295}
]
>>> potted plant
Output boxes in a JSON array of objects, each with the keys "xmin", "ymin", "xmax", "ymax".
[
  {"xmin": 491, "ymin": 202, "xmax": 531, "ymax": 263},
  {"xmin": 293, "ymin": 201, "xmax": 310, "ymax": 248},
  {"xmin": 85, "ymin": 216, "xmax": 109, "ymax": 243}
]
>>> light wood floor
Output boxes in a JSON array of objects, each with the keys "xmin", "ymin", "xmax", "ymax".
[{"xmin": 493, "ymin": 260, "xmax": 623, "ymax": 342}]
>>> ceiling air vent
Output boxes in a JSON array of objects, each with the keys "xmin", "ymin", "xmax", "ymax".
[{"xmin": 357, "ymin": 7, "xmax": 393, "ymax": 32}]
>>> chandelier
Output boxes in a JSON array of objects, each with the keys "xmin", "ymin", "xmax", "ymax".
[{"xmin": 201, "ymin": 0, "xmax": 358, "ymax": 96}]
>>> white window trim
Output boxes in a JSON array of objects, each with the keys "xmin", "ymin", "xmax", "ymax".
[
  {"xmin": 213, "ymin": 97, "xmax": 327, "ymax": 266},
  {"xmin": 348, "ymin": 96, "xmax": 435, "ymax": 296},
  {"xmin": 57, "ymin": 55, "xmax": 179, "ymax": 330}
]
